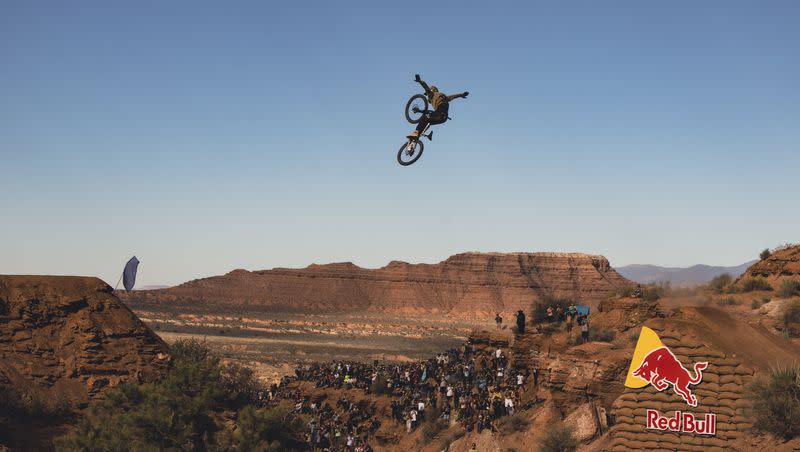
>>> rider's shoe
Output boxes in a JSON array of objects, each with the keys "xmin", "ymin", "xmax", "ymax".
[{"xmin": 407, "ymin": 130, "xmax": 420, "ymax": 139}]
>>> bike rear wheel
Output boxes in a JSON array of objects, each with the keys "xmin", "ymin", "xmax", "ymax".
[
  {"xmin": 404, "ymin": 94, "xmax": 428, "ymax": 124},
  {"xmin": 397, "ymin": 139, "xmax": 424, "ymax": 166}
]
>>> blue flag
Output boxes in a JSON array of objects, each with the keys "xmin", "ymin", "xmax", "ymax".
[{"xmin": 122, "ymin": 256, "xmax": 140, "ymax": 292}]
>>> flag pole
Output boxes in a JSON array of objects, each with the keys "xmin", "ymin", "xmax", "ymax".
[{"xmin": 114, "ymin": 271, "xmax": 123, "ymax": 291}]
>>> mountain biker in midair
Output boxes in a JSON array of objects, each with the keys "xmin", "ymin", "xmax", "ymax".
[{"xmin": 407, "ymin": 74, "xmax": 469, "ymax": 139}]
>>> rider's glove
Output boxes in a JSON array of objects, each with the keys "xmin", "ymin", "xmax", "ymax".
[
  {"xmin": 414, "ymin": 74, "xmax": 421, "ymax": 82},
  {"xmin": 463, "ymin": 91, "xmax": 469, "ymax": 98}
]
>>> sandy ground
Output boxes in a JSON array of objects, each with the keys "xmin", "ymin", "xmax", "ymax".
[{"xmin": 135, "ymin": 309, "xmax": 480, "ymax": 383}]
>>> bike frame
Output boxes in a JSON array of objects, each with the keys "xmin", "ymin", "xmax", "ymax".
[{"xmin": 406, "ymin": 123, "xmax": 431, "ymax": 152}]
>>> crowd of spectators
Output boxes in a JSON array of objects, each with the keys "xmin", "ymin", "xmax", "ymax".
[{"xmin": 265, "ymin": 339, "xmax": 539, "ymax": 450}]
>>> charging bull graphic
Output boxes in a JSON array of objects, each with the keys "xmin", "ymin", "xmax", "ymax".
[{"xmin": 625, "ymin": 327, "xmax": 708, "ymax": 407}]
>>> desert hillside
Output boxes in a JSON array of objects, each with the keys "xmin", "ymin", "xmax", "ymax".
[
  {"xmin": 121, "ymin": 252, "xmax": 632, "ymax": 318},
  {"xmin": 738, "ymin": 244, "xmax": 800, "ymax": 285}
]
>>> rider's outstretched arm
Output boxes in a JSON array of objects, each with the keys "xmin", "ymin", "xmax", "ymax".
[
  {"xmin": 446, "ymin": 91, "xmax": 469, "ymax": 101},
  {"xmin": 415, "ymin": 74, "xmax": 432, "ymax": 94}
]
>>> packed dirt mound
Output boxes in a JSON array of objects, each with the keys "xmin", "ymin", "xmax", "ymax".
[
  {"xmin": 610, "ymin": 322, "xmax": 754, "ymax": 451},
  {"xmin": 600, "ymin": 306, "xmax": 800, "ymax": 451},
  {"xmin": 493, "ymin": 295, "xmax": 800, "ymax": 451},
  {"xmin": 738, "ymin": 244, "xmax": 800, "ymax": 285},
  {"xmin": 122, "ymin": 252, "xmax": 632, "ymax": 319},
  {"xmin": 0, "ymin": 275, "xmax": 170, "ymax": 409}
]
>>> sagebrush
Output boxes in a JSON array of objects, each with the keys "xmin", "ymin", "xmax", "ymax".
[{"xmin": 747, "ymin": 365, "xmax": 800, "ymax": 440}]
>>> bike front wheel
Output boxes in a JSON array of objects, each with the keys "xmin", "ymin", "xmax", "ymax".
[
  {"xmin": 397, "ymin": 139, "xmax": 424, "ymax": 166},
  {"xmin": 404, "ymin": 94, "xmax": 428, "ymax": 124}
]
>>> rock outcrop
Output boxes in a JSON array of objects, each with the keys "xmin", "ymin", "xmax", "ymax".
[
  {"xmin": 738, "ymin": 244, "xmax": 800, "ymax": 284},
  {"xmin": 0, "ymin": 275, "xmax": 170, "ymax": 409},
  {"xmin": 122, "ymin": 252, "xmax": 632, "ymax": 319}
]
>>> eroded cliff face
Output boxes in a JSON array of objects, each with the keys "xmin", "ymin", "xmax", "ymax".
[
  {"xmin": 739, "ymin": 244, "xmax": 800, "ymax": 284},
  {"xmin": 0, "ymin": 276, "xmax": 170, "ymax": 409},
  {"xmin": 123, "ymin": 252, "xmax": 632, "ymax": 318}
]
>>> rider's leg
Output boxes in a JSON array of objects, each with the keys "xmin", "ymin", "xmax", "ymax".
[
  {"xmin": 408, "ymin": 116, "xmax": 430, "ymax": 138},
  {"xmin": 409, "ymin": 104, "xmax": 447, "ymax": 138},
  {"xmin": 427, "ymin": 103, "xmax": 449, "ymax": 126}
]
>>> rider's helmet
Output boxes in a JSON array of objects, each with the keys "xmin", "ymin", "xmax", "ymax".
[{"xmin": 429, "ymin": 86, "xmax": 439, "ymax": 93}]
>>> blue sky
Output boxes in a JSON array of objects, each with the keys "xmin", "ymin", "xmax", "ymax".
[{"xmin": 1, "ymin": 1, "xmax": 798, "ymax": 286}]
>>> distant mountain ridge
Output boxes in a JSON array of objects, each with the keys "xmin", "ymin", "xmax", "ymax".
[{"xmin": 616, "ymin": 261, "xmax": 756, "ymax": 287}]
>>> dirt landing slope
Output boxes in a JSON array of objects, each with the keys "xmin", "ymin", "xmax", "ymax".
[
  {"xmin": 0, "ymin": 275, "xmax": 170, "ymax": 409},
  {"xmin": 609, "ymin": 307, "xmax": 800, "ymax": 451},
  {"xmin": 122, "ymin": 252, "xmax": 632, "ymax": 319}
]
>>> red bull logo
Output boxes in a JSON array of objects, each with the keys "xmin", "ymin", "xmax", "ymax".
[
  {"xmin": 632, "ymin": 346, "xmax": 708, "ymax": 407},
  {"xmin": 625, "ymin": 326, "xmax": 717, "ymax": 436},
  {"xmin": 625, "ymin": 326, "xmax": 708, "ymax": 407}
]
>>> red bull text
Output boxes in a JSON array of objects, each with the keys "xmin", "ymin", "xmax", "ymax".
[{"xmin": 646, "ymin": 410, "xmax": 716, "ymax": 435}]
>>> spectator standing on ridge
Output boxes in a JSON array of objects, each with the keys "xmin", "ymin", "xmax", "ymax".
[
  {"xmin": 469, "ymin": 443, "xmax": 478, "ymax": 452},
  {"xmin": 581, "ymin": 320, "xmax": 589, "ymax": 343},
  {"xmin": 533, "ymin": 365, "xmax": 539, "ymax": 386},
  {"xmin": 515, "ymin": 310, "xmax": 526, "ymax": 334},
  {"xmin": 495, "ymin": 313, "xmax": 502, "ymax": 330}
]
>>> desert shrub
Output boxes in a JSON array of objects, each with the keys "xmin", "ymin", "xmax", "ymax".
[
  {"xmin": 763, "ymin": 296, "xmax": 772, "ymax": 303},
  {"xmin": 539, "ymin": 324, "xmax": 559, "ymax": 337},
  {"xmin": 717, "ymin": 297, "xmax": 739, "ymax": 307},
  {"xmin": 592, "ymin": 327, "xmax": 616, "ymax": 342},
  {"xmin": 498, "ymin": 413, "xmax": 529, "ymax": 434},
  {"xmin": 221, "ymin": 403, "xmax": 305, "ymax": 451},
  {"xmin": 57, "ymin": 339, "xmax": 270, "ymax": 451},
  {"xmin": 778, "ymin": 280, "xmax": 800, "ymax": 298},
  {"xmin": 751, "ymin": 299, "xmax": 762, "ymax": 310},
  {"xmin": 709, "ymin": 273, "xmax": 732, "ymax": 293},
  {"xmin": 538, "ymin": 421, "xmax": 578, "ymax": 452},
  {"xmin": 439, "ymin": 430, "xmax": 465, "ymax": 450},
  {"xmin": 725, "ymin": 285, "xmax": 740, "ymax": 294},
  {"xmin": 532, "ymin": 297, "xmax": 574, "ymax": 323},
  {"xmin": 220, "ymin": 361, "xmax": 261, "ymax": 406},
  {"xmin": 616, "ymin": 286, "xmax": 633, "ymax": 297},
  {"xmin": 747, "ymin": 365, "xmax": 800, "ymax": 440},
  {"xmin": 171, "ymin": 337, "xmax": 213, "ymax": 362},
  {"xmin": 58, "ymin": 354, "xmax": 226, "ymax": 451},
  {"xmin": 741, "ymin": 277, "xmax": 773, "ymax": 292},
  {"xmin": 783, "ymin": 299, "xmax": 800, "ymax": 325},
  {"xmin": 760, "ymin": 248, "xmax": 772, "ymax": 260},
  {"xmin": 642, "ymin": 282, "xmax": 670, "ymax": 302},
  {"xmin": 421, "ymin": 419, "xmax": 448, "ymax": 443},
  {"xmin": 568, "ymin": 325, "xmax": 616, "ymax": 345}
]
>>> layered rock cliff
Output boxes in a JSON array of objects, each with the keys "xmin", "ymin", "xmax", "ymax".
[
  {"xmin": 738, "ymin": 243, "xmax": 800, "ymax": 284},
  {"xmin": 0, "ymin": 276, "xmax": 170, "ymax": 410},
  {"xmin": 122, "ymin": 252, "xmax": 632, "ymax": 318}
]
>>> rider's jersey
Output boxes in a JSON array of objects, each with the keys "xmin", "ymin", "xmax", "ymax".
[{"xmin": 428, "ymin": 90, "xmax": 448, "ymax": 110}]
